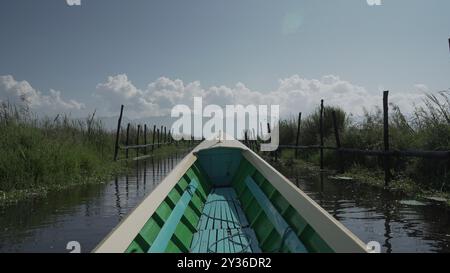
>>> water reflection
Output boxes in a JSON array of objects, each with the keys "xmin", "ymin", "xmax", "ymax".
[
  {"xmin": 282, "ymin": 165, "xmax": 450, "ymax": 253},
  {"xmin": 0, "ymin": 152, "xmax": 187, "ymax": 253},
  {"xmin": 1, "ymin": 152, "xmax": 449, "ymax": 253}
]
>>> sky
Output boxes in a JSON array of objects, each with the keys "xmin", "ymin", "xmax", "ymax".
[{"xmin": 0, "ymin": 0, "xmax": 449, "ymax": 119}]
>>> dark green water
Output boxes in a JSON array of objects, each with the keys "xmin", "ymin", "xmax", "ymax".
[{"xmin": 0, "ymin": 154, "xmax": 449, "ymax": 253}]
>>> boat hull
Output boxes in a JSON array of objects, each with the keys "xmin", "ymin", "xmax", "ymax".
[{"xmin": 93, "ymin": 140, "xmax": 367, "ymax": 253}]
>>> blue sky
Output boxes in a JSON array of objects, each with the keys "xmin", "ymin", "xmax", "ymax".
[{"xmin": 0, "ymin": 0, "xmax": 449, "ymax": 118}]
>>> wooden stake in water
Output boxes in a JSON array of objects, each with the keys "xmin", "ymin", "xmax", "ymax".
[
  {"xmin": 136, "ymin": 125, "xmax": 141, "ymax": 158},
  {"xmin": 144, "ymin": 124, "xmax": 147, "ymax": 155},
  {"xmin": 152, "ymin": 125, "xmax": 156, "ymax": 153},
  {"xmin": 126, "ymin": 123, "xmax": 130, "ymax": 159},
  {"xmin": 113, "ymin": 105, "xmax": 124, "ymax": 161},
  {"xmin": 383, "ymin": 91, "xmax": 391, "ymax": 186},
  {"xmin": 295, "ymin": 112, "xmax": 301, "ymax": 159},
  {"xmin": 320, "ymin": 100, "xmax": 324, "ymax": 170}
]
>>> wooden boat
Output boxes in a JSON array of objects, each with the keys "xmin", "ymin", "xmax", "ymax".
[{"xmin": 94, "ymin": 139, "xmax": 367, "ymax": 253}]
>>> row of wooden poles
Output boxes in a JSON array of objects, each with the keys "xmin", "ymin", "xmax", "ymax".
[
  {"xmin": 241, "ymin": 91, "xmax": 450, "ymax": 187},
  {"xmin": 113, "ymin": 105, "xmax": 199, "ymax": 161}
]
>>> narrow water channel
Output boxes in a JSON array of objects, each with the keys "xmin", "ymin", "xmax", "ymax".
[
  {"xmin": 0, "ymin": 152, "xmax": 187, "ymax": 253},
  {"xmin": 0, "ymin": 153, "xmax": 449, "ymax": 253}
]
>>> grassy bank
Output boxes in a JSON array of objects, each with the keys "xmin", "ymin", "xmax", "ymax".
[
  {"xmin": 276, "ymin": 90, "xmax": 450, "ymax": 195},
  {"xmin": 0, "ymin": 104, "xmax": 122, "ymax": 205},
  {"xmin": 271, "ymin": 147, "xmax": 450, "ymax": 207},
  {"xmin": 0, "ymin": 103, "xmax": 191, "ymax": 205}
]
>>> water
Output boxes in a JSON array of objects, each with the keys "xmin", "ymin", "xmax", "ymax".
[
  {"xmin": 0, "ymin": 154, "xmax": 449, "ymax": 253},
  {"xmin": 280, "ymin": 166, "xmax": 450, "ymax": 253},
  {"xmin": 0, "ymin": 153, "xmax": 186, "ymax": 253}
]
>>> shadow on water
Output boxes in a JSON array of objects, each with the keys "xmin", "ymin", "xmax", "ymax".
[
  {"xmin": 0, "ymin": 151, "xmax": 187, "ymax": 253},
  {"xmin": 280, "ymin": 164, "xmax": 450, "ymax": 253}
]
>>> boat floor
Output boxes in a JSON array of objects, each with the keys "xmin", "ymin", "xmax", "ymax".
[{"xmin": 190, "ymin": 187, "xmax": 261, "ymax": 253}]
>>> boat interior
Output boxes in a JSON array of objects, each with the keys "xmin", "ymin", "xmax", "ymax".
[{"xmin": 125, "ymin": 147, "xmax": 333, "ymax": 253}]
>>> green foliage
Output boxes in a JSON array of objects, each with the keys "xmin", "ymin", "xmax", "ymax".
[
  {"xmin": 0, "ymin": 103, "xmax": 118, "ymax": 193},
  {"xmin": 278, "ymin": 90, "xmax": 450, "ymax": 191}
]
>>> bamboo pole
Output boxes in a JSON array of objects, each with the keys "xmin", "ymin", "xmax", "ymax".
[
  {"xmin": 152, "ymin": 125, "xmax": 156, "ymax": 153},
  {"xmin": 157, "ymin": 128, "xmax": 161, "ymax": 149},
  {"xmin": 295, "ymin": 112, "xmax": 301, "ymax": 159},
  {"xmin": 136, "ymin": 125, "xmax": 140, "ymax": 158},
  {"xmin": 160, "ymin": 126, "xmax": 163, "ymax": 147},
  {"xmin": 144, "ymin": 124, "xmax": 147, "ymax": 155},
  {"xmin": 113, "ymin": 105, "xmax": 124, "ymax": 161},
  {"xmin": 383, "ymin": 91, "xmax": 391, "ymax": 186},
  {"xmin": 320, "ymin": 100, "xmax": 324, "ymax": 170},
  {"xmin": 164, "ymin": 126, "xmax": 167, "ymax": 144},
  {"xmin": 125, "ymin": 123, "xmax": 130, "ymax": 159}
]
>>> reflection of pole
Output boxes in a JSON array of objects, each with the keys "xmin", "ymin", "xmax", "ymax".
[
  {"xmin": 125, "ymin": 174, "xmax": 129, "ymax": 198},
  {"xmin": 320, "ymin": 171, "xmax": 324, "ymax": 192},
  {"xmin": 114, "ymin": 176, "xmax": 122, "ymax": 219},
  {"xmin": 151, "ymin": 158, "xmax": 155, "ymax": 184},
  {"xmin": 383, "ymin": 203, "xmax": 393, "ymax": 253},
  {"xmin": 136, "ymin": 160, "xmax": 139, "ymax": 190},
  {"xmin": 143, "ymin": 160, "xmax": 147, "ymax": 190}
]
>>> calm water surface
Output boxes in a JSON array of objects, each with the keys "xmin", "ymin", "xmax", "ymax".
[
  {"xmin": 280, "ymin": 165, "xmax": 450, "ymax": 253},
  {"xmin": 0, "ymin": 153, "xmax": 185, "ymax": 253},
  {"xmin": 0, "ymin": 154, "xmax": 449, "ymax": 252}
]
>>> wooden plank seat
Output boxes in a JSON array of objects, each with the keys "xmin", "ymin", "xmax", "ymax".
[{"xmin": 190, "ymin": 187, "xmax": 261, "ymax": 253}]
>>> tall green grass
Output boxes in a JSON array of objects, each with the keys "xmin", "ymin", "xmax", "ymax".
[
  {"xmin": 277, "ymin": 90, "xmax": 450, "ymax": 191},
  {"xmin": 0, "ymin": 103, "xmax": 118, "ymax": 194}
]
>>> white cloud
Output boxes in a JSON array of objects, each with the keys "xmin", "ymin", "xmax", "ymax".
[
  {"xmin": 0, "ymin": 75, "xmax": 85, "ymax": 116},
  {"xmin": 95, "ymin": 74, "xmax": 428, "ymax": 119},
  {"xmin": 1, "ymin": 74, "xmax": 428, "ymax": 120}
]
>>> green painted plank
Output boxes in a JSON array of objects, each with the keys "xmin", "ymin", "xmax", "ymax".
[
  {"xmin": 148, "ymin": 179, "xmax": 199, "ymax": 253},
  {"xmin": 244, "ymin": 176, "xmax": 308, "ymax": 253}
]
